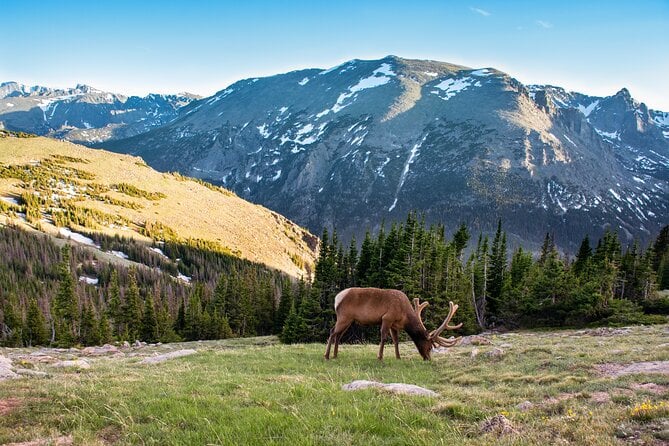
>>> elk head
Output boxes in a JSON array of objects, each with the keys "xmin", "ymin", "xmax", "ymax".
[{"xmin": 411, "ymin": 298, "xmax": 462, "ymax": 360}]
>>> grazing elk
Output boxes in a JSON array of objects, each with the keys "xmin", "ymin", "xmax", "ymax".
[{"xmin": 324, "ymin": 287, "xmax": 462, "ymax": 361}]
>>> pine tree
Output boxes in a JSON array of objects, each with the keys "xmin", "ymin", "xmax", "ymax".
[
  {"xmin": 274, "ymin": 279, "xmax": 293, "ymax": 333},
  {"xmin": 24, "ymin": 297, "xmax": 48, "ymax": 346},
  {"xmin": 487, "ymin": 219, "xmax": 507, "ymax": 319},
  {"xmin": 53, "ymin": 245, "xmax": 78, "ymax": 345},
  {"xmin": 106, "ymin": 270, "xmax": 122, "ymax": 336},
  {"xmin": 184, "ymin": 284, "xmax": 204, "ymax": 340},
  {"xmin": 156, "ymin": 301, "xmax": 178, "ymax": 342},
  {"xmin": 98, "ymin": 311, "xmax": 112, "ymax": 344},
  {"xmin": 174, "ymin": 300, "xmax": 186, "ymax": 337},
  {"xmin": 573, "ymin": 235, "xmax": 592, "ymax": 277},
  {"xmin": 280, "ymin": 303, "xmax": 307, "ymax": 344},
  {"xmin": 122, "ymin": 269, "xmax": 143, "ymax": 341},
  {"xmin": 452, "ymin": 223, "xmax": 470, "ymax": 260},
  {"xmin": 79, "ymin": 303, "xmax": 100, "ymax": 346},
  {"xmin": 141, "ymin": 294, "xmax": 158, "ymax": 342}
]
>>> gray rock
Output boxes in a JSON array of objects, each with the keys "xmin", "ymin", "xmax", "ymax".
[
  {"xmin": 488, "ymin": 347, "xmax": 505, "ymax": 358},
  {"xmin": 516, "ymin": 400, "xmax": 534, "ymax": 411},
  {"xmin": 470, "ymin": 347, "xmax": 479, "ymax": 358},
  {"xmin": 121, "ymin": 341, "xmax": 131, "ymax": 348},
  {"xmin": 0, "ymin": 355, "xmax": 18, "ymax": 380},
  {"xmin": 342, "ymin": 380, "xmax": 438, "ymax": 397},
  {"xmin": 14, "ymin": 368, "xmax": 49, "ymax": 377},
  {"xmin": 460, "ymin": 335, "xmax": 493, "ymax": 346},
  {"xmin": 139, "ymin": 349, "xmax": 197, "ymax": 365},
  {"xmin": 50, "ymin": 359, "xmax": 91, "ymax": 370},
  {"xmin": 82, "ymin": 344, "xmax": 120, "ymax": 356}
]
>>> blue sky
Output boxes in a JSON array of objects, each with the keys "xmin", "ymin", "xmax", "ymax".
[{"xmin": 2, "ymin": 0, "xmax": 668, "ymax": 109}]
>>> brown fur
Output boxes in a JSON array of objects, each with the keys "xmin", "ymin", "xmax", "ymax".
[{"xmin": 325, "ymin": 287, "xmax": 444, "ymax": 361}]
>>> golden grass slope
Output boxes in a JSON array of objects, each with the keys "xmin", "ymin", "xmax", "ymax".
[{"xmin": 0, "ymin": 135, "xmax": 317, "ymax": 277}]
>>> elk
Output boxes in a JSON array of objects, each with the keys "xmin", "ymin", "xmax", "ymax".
[{"xmin": 324, "ymin": 287, "xmax": 462, "ymax": 361}]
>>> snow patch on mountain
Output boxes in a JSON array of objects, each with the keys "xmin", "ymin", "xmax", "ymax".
[
  {"xmin": 389, "ymin": 135, "xmax": 428, "ymax": 211},
  {"xmin": 577, "ymin": 100, "xmax": 600, "ymax": 117},
  {"xmin": 431, "ymin": 76, "xmax": 481, "ymax": 101}
]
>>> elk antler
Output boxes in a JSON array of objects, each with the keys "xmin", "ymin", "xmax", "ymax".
[
  {"xmin": 413, "ymin": 298, "xmax": 429, "ymax": 332},
  {"xmin": 429, "ymin": 301, "xmax": 463, "ymax": 340}
]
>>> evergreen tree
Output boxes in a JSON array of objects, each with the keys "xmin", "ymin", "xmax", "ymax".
[
  {"xmin": 79, "ymin": 303, "xmax": 100, "ymax": 346},
  {"xmin": 141, "ymin": 293, "xmax": 158, "ymax": 342},
  {"xmin": 274, "ymin": 279, "xmax": 294, "ymax": 333},
  {"xmin": 184, "ymin": 283, "xmax": 204, "ymax": 340},
  {"xmin": 122, "ymin": 269, "xmax": 143, "ymax": 341},
  {"xmin": 452, "ymin": 222, "xmax": 470, "ymax": 260},
  {"xmin": 98, "ymin": 311, "xmax": 112, "ymax": 344},
  {"xmin": 174, "ymin": 300, "xmax": 186, "ymax": 337},
  {"xmin": 280, "ymin": 303, "xmax": 307, "ymax": 344},
  {"xmin": 106, "ymin": 270, "xmax": 122, "ymax": 336},
  {"xmin": 53, "ymin": 245, "xmax": 78, "ymax": 345},
  {"xmin": 487, "ymin": 219, "xmax": 507, "ymax": 319},
  {"xmin": 573, "ymin": 235, "xmax": 592, "ymax": 276},
  {"xmin": 24, "ymin": 297, "xmax": 48, "ymax": 346}
]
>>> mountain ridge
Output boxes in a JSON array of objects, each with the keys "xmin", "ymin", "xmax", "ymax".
[{"xmin": 0, "ymin": 81, "xmax": 200, "ymax": 144}]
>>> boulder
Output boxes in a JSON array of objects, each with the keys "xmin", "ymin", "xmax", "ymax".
[
  {"xmin": 342, "ymin": 380, "xmax": 438, "ymax": 397},
  {"xmin": 82, "ymin": 344, "xmax": 120, "ymax": 356},
  {"xmin": 50, "ymin": 359, "xmax": 90, "ymax": 370},
  {"xmin": 140, "ymin": 349, "xmax": 197, "ymax": 365},
  {"xmin": 488, "ymin": 347, "xmax": 505, "ymax": 358},
  {"xmin": 0, "ymin": 355, "xmax": 17, "ymax": 381}
]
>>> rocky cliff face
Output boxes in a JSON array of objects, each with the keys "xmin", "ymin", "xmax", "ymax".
[
  {"xmin": 92, "ymin": 56, "xmax": 669, "ymax": 249},
  {"xmin": 0, "ymin": 82, "xmax": 198, "ymax": 144}
]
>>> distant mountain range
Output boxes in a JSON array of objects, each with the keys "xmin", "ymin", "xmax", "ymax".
[
  {"xmin": 3, "ymin": 56, "xmax": 668, "ymax": 250},
  {"xmin": 0, "ymin": 82, "xmax": 199, "ymax": 144}
]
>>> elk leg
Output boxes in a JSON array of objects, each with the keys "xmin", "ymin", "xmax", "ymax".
[
  {"xmin": 390, "ymin": 328, "xmax": 400, "ymax": 359},
  {"xmin": 333, "ymin": 322, "xmax": 351, "ymax": 359},
  {"xmin": 378, "ymin": 320, "xmax": 390, "ymax": 360},
  {"xmin": 325, "ymin": 319, "xmax": 351, "ymax": 360}
]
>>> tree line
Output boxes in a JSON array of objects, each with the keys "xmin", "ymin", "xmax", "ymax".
[
  {"xmin": 1, "ymin": 215, "xmax": 668, "ymax": 348},
  {"xmin": 280, "ymin": 213, "xmax": 669, "ymax": 343},
  {"xmin": 0, "ymin": 225, "xmax": 292, "ymax": 347}
]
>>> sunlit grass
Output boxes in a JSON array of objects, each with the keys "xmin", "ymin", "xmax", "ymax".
[{"xmin": 0, "ymin": 324, "xmax": 667, "ymax": 445}]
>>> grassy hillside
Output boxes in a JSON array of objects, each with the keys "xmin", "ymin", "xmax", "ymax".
[
  {"xmin": 0, "ymin": 325, "xmax": 668, "ymax": 445},
  {"xmin": 0, "ymin": 134, "xmax": 317, "ymax": 277}
]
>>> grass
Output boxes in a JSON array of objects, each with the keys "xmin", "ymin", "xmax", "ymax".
[
  {"xmin": 0, "ymin": 136, "xmax": 317, "ymax": 277},
  {"xmin": 1, "ymin": 324, "xmax": 668, "ymax": 445}
]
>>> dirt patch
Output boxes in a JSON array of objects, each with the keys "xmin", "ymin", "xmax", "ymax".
[
  {"xmin": 630, "ymin": 382, "xmax": 669, "ymax": 395},
  {"xmin": 98, "ymin": 425, "xmax": 123, "ymax": 445},
  {"xmin": 3, "ymin": 435, "xmax": 72, "ymax": 446},
  {"xmin": 0, "ymin": 397, "xmax": 23, "ymax": 416},
  {"xmin": 342, "ymin": 380, "xmax": 438, "ymax": 397},
  {"xmin": 595, "ymin": 361, "xmax": 669, "ymax": 378},
  {"xmin": 479, "ymin": 414, "xmax": 517, "ymax": 436}
]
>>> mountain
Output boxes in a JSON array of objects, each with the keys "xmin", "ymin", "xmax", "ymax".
[
  {"xmin": 0, "ymin": 82, "xmax": 199, "ymax": 144},
  {"xmin": 98, "ymin": 56, "xmax": 669, "ymax": 249},
  {"xmin": 0, "ymin": 131, "xmax": 317, "ymax": 277}
]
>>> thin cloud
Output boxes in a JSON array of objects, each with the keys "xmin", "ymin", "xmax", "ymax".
[
  {"xmin": 470, "ymin": 7, "xmax": 491, "ymax": 17},
  {"xmin": 536, "ymin": 20, "xmax": 553, "ymax": 29}
]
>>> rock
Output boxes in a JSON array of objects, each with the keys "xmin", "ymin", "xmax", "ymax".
[
  {"xmin": 0, "ymin": 355, "xmax": 18, "ymax": 381},
  {"xmin": 121, "ymin": 341, "xmax": 130, "ymax": 348},
  {"xmin": 479, "ymin": 414, "xmax": 517, "ymax": 435},
  {"xmin": 50, "ymin": 359, "xmax": 90, "ymax": 370},
  {"xmin": 82, "ymin": 344, "xmax": 120, "ymax": 356},
  {"xmin": 14, "ymin": 369, "xmax": 48, "ymax": 378},
  {"xmin": 139, "ymin": 349, "xmax": 197, "ymax": 365},
  {"xmin": 342, "ymin": 380, "xmax": 438, "ymax": 397},
  {"xmin": 488, "ymin": 347, "xmax": 505, "ymax": 358},
  {"xmin": 460, "ymin": 335, "xmax": 493, "ymax": 346},
  {"xmin": 500, "ymin": 343, "xmax": 513, "ymax": 348},
  {"xmin": 470, "ymin": 347, "xmax": 479, "ymax": 358},
  {"xmin": 516, "ymin": 400, "xmax": 534, "ymax": 411},
  {"xmin": 132, "ymin": 340, "xmax": 146, "ymax": 348}
]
